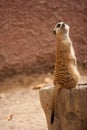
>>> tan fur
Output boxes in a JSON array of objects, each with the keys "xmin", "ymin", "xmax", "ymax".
[{"xmin": 51, "ymin": 22, "xmax": 80, "ymax": 124}]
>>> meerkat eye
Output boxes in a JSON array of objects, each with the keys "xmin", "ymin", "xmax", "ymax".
[{"xmin": 57, "ymin": 23, "xmax": 61, "ymax": 28}]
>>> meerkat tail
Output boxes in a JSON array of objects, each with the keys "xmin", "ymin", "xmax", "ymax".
[
  {"xmin": 78, "ymin": 83, "xmax": 87, "ymax": 86},
  {"xmin": 51, "ymin": 109, "xmax": 55, "ymax": 124},
  {"xmin": 51, "ymin": 85, "xmax": 61, "ymax": 124},
  {"xmin": 51, "ymin": 88, "xmax": 57, "ymax": 124}
]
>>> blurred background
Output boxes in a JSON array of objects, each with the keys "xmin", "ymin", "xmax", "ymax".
[
  {"xmin": 0, "ymin": 0, "xmax": 87, "ymax": 79},
  {"xmin": 0, "ymin": 0, "xmax": 87, "ymax": 130}
]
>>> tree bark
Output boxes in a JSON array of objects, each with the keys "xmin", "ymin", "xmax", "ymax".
[{"xmin": 39, "ymin": 83, "xmax": 87, "ymax": 130}]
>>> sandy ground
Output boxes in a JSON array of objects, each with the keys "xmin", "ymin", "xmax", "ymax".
[
  {"xmin": 0, "ymin": 73, "xmax": 53, "ymax": 130},
  {"xmin": 0, "ymin": 73, "xmax": 87, "ymax": 130}
]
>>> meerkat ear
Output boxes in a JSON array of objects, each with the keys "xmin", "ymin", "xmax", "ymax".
[{"xmin": 53, "ymin": 30, "xmax": 56, "ymax": 35}]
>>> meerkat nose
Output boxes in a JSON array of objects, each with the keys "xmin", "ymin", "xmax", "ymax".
[
  {"xmin": 53, "ymin": 30, "xmax": 56, "ymax": 35},
  {"xmin": 62, "ymin": 23, "xmax": 65, "ymax": 28}
]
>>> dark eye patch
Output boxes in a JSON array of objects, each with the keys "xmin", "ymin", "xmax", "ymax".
[{"xmin": 56, "ymin": 23, "xmax": 61, "ymax": 28}]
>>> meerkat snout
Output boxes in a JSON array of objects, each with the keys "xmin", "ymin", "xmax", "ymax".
[{"xmin": 62, "ymin": 23, "xmax": 65, "ymax": 28}]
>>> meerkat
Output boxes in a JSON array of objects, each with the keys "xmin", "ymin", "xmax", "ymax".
[{"xmin": 51, "ymin": 22, "xmax": 80, "ymax": 124}]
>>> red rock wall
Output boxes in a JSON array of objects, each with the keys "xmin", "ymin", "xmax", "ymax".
[{"xmin": 0, "ymin": 0, "xmax": 87, "ymax": 77}]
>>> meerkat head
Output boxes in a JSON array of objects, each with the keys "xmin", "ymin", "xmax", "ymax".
[{"xmin": 53, "ymin": 22, "xmax": 69, "ymax": 37}]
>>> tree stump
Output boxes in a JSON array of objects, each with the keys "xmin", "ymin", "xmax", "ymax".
[{"xmin": 39, "ymin": 83, "xmax": 87, "ymax": 130}]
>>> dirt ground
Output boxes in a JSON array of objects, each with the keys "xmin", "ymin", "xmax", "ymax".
[
  {"xmin": 0, "ymin": 73, "xmax": 87, "ymax": 130},
  {"xmin": 0, "ymin": 73, "xmax": 53, "ymax": 130}
]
